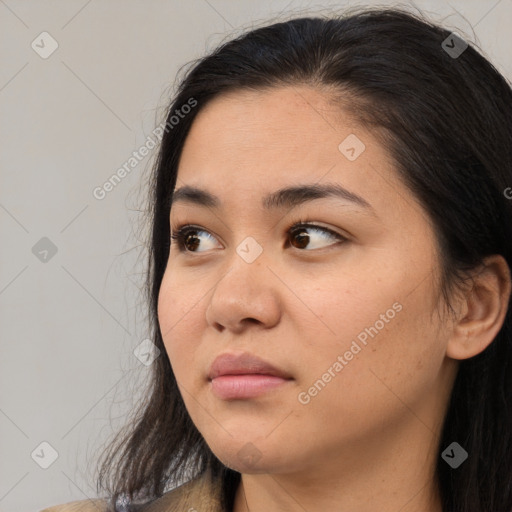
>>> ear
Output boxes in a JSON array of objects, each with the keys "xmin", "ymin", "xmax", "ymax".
[{"xmin": 446, "ymin": 255, "xmax": 511, "ymax": 361}]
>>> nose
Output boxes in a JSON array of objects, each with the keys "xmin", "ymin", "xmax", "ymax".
[{"xmin": 205, "ymin": 256, "xmax": 282, "ymax": 334}]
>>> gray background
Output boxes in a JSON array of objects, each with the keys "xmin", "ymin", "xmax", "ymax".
[{"xmin": 0, "ymin": 1, "xmax": 510, "ymax": 510}]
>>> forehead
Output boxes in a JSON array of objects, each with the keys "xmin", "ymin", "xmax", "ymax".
[
  {"xmin": 183, "ymin": 87, "xmax": 353, "ymax": 182},
  {"xmin": 181, "ymin": 85, "xmax": 349, "ymax": 158},
  {"xmin": 176, "ymin": 86, "xmax": 404, "ymax": 212}
]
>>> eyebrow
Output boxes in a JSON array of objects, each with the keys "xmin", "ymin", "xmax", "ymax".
[{"xmin": 170, "ymin": 183, "xmax": 375, "ymax": 215}]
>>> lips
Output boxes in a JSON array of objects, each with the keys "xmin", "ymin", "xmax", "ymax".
[
  {"xmin": 208, "ymin": 352, "xmax": 293, "ymax": 380},
  {"xmin": 208, "ymin": 352, "xmax": 294, "ymax": 400}
]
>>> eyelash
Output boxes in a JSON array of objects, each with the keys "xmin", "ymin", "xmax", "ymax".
[{"xmin": 169, "ymin": 218, "xmax": 347, "ymax": 253}]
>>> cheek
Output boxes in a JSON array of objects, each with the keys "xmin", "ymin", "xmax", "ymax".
[
  {"xmin": 157, "ymin": 270, "xmax": 204, "ymax": 378},
  {"xmin": 299, "ymin": 279, "xmax": 444, "ymax": 429},
  {"xmin": 302, "ymin": 270, "xmax": 400, "ymax": 352}
]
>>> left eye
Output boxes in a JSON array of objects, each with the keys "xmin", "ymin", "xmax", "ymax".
[
  {"xmin": 287, "ymin": 223, "xmax": 346, "ymax": 250},
  {"xmin": 170, "ymin": 222, "xmax": 346, "ymax": 253}
]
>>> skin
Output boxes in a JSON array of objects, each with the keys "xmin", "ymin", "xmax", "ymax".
[{"xmin": 157, "ymin": 85, "xmax": 511, "ymax": 512}]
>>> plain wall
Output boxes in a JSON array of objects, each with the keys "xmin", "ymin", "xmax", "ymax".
[{"xmin": 0, "ymin": 1, "xmax": 510, "ymax": 510}]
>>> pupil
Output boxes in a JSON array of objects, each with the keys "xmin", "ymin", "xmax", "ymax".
[
  {"xmin": 186, "ymin": 233, "xmax": 200, "ymax": 251},
  {"xmin": 293, "ymin": 230, "xmax": 309, "ymax": 249}
]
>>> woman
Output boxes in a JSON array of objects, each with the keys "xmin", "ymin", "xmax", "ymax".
[{"xmin": 42, "ymin": 6, "xmax": 512, "ymax": 512}]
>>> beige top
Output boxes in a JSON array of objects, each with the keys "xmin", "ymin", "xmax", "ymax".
[{"xmin": 39, "ymin": 471, "xmax": 226, "ymax": 512}]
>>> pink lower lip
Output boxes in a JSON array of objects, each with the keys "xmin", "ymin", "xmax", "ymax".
[{"xmin": 210, "ymin": 374, "xmax": 291, "ymax": 400}]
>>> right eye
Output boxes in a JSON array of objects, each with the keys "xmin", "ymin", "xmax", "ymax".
[{"xmin": 170, "ymin": 225, "xmax": 220, "ymax": 253}]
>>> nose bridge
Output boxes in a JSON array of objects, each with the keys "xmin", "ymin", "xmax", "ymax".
[
  {"xmin": 206, "ymin": 241, "xmax": 281, "ymax": 330},
  {"xmin": 215, "ymin": 238, "xmax": 269, "ymax": 304}
]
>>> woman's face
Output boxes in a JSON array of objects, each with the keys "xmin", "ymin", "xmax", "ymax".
[{"xmin": 157, "ymin": 86, "xmax": 458, "ymax": 477}]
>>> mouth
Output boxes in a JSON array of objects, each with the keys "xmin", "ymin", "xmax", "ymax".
[
  {"xmin": 209, "ymin": 374, "xmax": 293, "ymax": 400},
  {"xmin": 207, "ymin": 351, "xmax": 294, "ymax": 400}
]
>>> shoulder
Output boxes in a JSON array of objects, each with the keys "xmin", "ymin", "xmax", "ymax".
[
  {"xmin": 39, "ymin": 471, "xmax": 225, "ymax": 512},
  {"xmin": 141, "ymin": 472, "xmax": 225, "ymax": 512},
  {"xmin": 39, "ymin": 498, "xmax": 109, "ymax": 512}
]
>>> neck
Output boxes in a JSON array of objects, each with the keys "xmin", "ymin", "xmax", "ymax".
[{"xmin": 232, "ymin": 413, "xmax": 444, "ymax": 512}]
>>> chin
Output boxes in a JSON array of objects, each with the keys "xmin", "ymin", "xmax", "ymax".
[{"xmin": 209, "ymin": 438, "xmax": 294, "ymax": 474}]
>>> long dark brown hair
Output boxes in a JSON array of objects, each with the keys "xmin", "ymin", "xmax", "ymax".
[{"xmin": 96, "ymin": 6, "xmax": 512, "ymax": 511}]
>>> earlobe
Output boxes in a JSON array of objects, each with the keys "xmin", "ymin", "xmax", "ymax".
[{"xmin": 446, "ymin": 255, "xmax": 511, "ymax": 361}]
